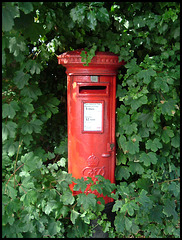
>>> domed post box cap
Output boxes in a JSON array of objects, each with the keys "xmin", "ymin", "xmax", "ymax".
[{"xmin": 57, "ymin": 49, "xmax": 125, "ymax": 75}]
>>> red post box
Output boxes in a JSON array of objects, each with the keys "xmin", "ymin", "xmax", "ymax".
[{"xmin": 58, "ymin": 49, "xmax": 124, "ymax": 204}]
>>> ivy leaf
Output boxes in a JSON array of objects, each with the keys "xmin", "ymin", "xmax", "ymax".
[
  {"xmin": 125, "ymin": 58, "xmax": 140, "ymax": 76},
  {"xmin": 168, "ymin": 182, "xmax": 180, "ymax": 198},
  {"xmin": 114, "ymin": 212, "xmax": 125, "ymax": 233},
  {"xmin": 30, "ymin": 63, "xmax": 41, "ymax": 75},
  {"xmin": 139, "ymin": 126, "xmax": 150, "ymax": 138},
  {"xmin": 21, "ymin": 189, "xmax": 38, "ymax": 206},
  {"xmin": 115, "ymin": 166, "xmax": 130, "ymax": 180},
  {"xmin": 3, "ymin": 140, "xmax": 19, "ymax": 156},
  {"xmin": 112, "ymin": 199, "xmax": 123, "ymax": 212},
  {"xmin": 73, "ymin": 177, "xmax": 88, "ymax": 192},
  {"xmin": 80, "ymin": 50, "xmax": 87, "ymax": 62},
  {"xmin": 128, "ymin": 162, "xmax": 144, "ymax": 175},
  {"xmin": 117, "ymin": 201, "xmax": 137, "ymax": 217},
  {"xmin": 21, "ymin": 152, "xmax": 42, "ymax": 172},
  {"xmin": 118, "ymin": 114, "xmax": 130, "ymax": 127},
  {"xmin": 96, "ymin": 7, "xmax": 109, "ymax": 23},
  {"xmin": 70, "ymin": 3, "xmax": 86, "ymax": 23},
  {"xmin": 56, "ymin": 205, "xmax": 69, "ymax": 219},
  {"xmin": 127, "ymin": 201, "xmax": 139, "ymax": 216},
  {"xmin": 137, "ymin": 68, "xmax": 156, "ymax": 84},
  {"xmin": 6, "ymin": 184, "xmax": 17, "ymax": 200},
  {"xmin": 21, "ymin": 176, "xmax": 34, "ymax": 190},
  {"xmin": 131, "ymin": 222, "xmax": 140, "ymax": 235},
  {"xmin": 21, "ymin": 134, "xmax": 32, "ymax": 146},
  {"xmin": 37, "ymin": 219, "xmax": 46, "ymax": 234},
  {"xmin": 70, "ymin": 210, "xmax": 80, "ymax": 224},
  {"xmin": 125, "ymin": 217, "xmax": 132, "ymax": 231},
  {"xmin": 161, "ymin": 127, "xmax": 174, "ymax": 143},
  {"xmin": 135, "ymin": 189, "xmax": 153, "ymax": 210},
  {"xmin": 116, "ymin": 150, "xmax": 127, "ymax": 165},
  {"xmin": 57, "ymin": 158, "xmax": 66, "ymax": 167},
  {"xmin": 2, "ymin": 3, "xmax": 19, "ymax": 32},
  {"xmin": 30, "ymin": 119, "xmax": 43, "ymax": 133},
  {"xmin": 160, "ymin": 99, "xmax": 176, "ymax": 115},
  {"xmin": 171, "ymin": 134, "xmax": 180, "ymax": 148},
  {"xmin": 132, "ymin": 95, "xmax": 148, "ymax": 110},
  {"xmin": 96, "ymin": 177, "xmax": 115, "ymax": 196},
  {"xmin": 48, "ymin": 219, "xmax": 61, "ymax": 236},
  {"xmin": 149, "ymin": 205, "xmax": 164, "ymax": 224},
  {"xmin": 20, "ymin": 85, "xmax": 42, "ymax": 100},
  {"xmin": 163, "ymin": 199, "xmax": 178, "ymax": 221},
  {"xmin": 13, "ymin": 70, "xmax": 30, "ymax": 89},
  {"xmin": 173, "ymin": 26, "xmax": 180, "ymax": 39},
  {"xmin": 9, "ymin": 37, "xmax": 26, "ymax": 57},
  {"xmin": 54, "ymin": 139, "xmax": 67, "ymax": 155},
  {"xmin": 19, "ymin": 2, "xmax": 33, "ymax": 14},
  {"xmin": 20, "ymin": 97, "xmax": 34, "ymax": 116},
  {"xmin": 21, "ymin": 119, "xmax": 43, "ymax": 135},
  {"xmin": 140, "ymin": 152, "xmax": 158, "ymax": 166},
  {"xmin": 2, "ymin": 153, "xmax": 12, "ymax": 169},
  {"xmin": 21, "ymin": 122, "xmax": 33, "ymax": 135},
  {"xmin": 126, "ymin": 138, "xmax": 140, "ymax": 154},
  {"xmin": 124, "ymin": 122, "xmax": 138, "ymax": 135},
  {"xmin": 87, "ymin": 10, "xmax": 97, "ymax": 30},
  {"xmin": 2, "ymin": 104, "xmax": 15, "ymax": 119},
  {"xmin": 44, "ymin": 200, "xmax": 57, "ymax": 215},
  {"xmin": 45, "ymin": 96, "xmax": 60, "ymax": 114},
  {"xmin": 61, "ymin": 191, "xmax": 75, "ymax": 205},
  {"xmin": 138, "ymin": 112, "xmax": 154, "ymax": 128},
  {"xmin": 126, "ymin": 95, "xmax": 148, "ymax": 113},
  {"xmin": 118, "ymin": 135, "xmax": 127, "ymax": 152},
  {"xmin": 2, "ymin": 101, "xmax": 19, "ymax": 119},
  {"xmin": 77, "ymin": 193, "xmax": 96, "ymax": 210},
  {"xmin": 133, "ymin": 16, "xmax": 145, "ymax": 28},
  {"xmin": 90, "ymin": 181, "xmax": 103, "ymax": 194},
  {"xmin": 2, "ymin": 8, "xmax": 14, "ymax": 32},
  {"xmin": 25, "ymin": 60, "xmax": 42, "ymax": 75},
  {"xmin": 146, "ymin": 138, "xmax": 162, "ymax": 152},
  {"xmin": 116, "ymin": 85, "xmax": 127, "ymax": 98},
  {"xmin": 154, "ymin": 77, "xmax": 169, "ymax": 92},
  {"xmin": 2, "ymin": 121, "xmax": 17, "ymax": 141},
  {"xmin": 136, "ymin": 178, "xmax": 151, "ymax": 191}
]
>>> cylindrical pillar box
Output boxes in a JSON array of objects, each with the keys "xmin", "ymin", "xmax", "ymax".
[{"xmin": 58, "ymin": 49, "xmax": 124, "ymax": 204}]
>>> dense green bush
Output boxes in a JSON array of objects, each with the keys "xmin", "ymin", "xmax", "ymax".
[{"xmin": 2, "ymin": 2, "xmax": 180, "ymax": 238}]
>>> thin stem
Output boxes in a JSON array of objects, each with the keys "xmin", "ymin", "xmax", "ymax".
[
  {"xmin": 5, "ymin": 163, "xmax": 24, "ymax": 192},
  {"xmin": 14, "ymin": 140, "xmax": 23, "ymax": 188},
  {"xmin": 149, "ymin": 177, "xmax": 180, "ymax": 187},
  {"xmin": 14, "ymin": 178, "xmax": 27, "ymax": 194}
]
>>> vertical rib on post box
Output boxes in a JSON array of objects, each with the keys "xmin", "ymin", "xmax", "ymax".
[{"xmin": 58, "ymin": 49, "xmax": 125, "ymax": 204}]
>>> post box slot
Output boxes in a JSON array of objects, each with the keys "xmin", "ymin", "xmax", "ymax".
[{"xmin": 79, "ymin": 86, "xmax": 107, "ymax": 94}]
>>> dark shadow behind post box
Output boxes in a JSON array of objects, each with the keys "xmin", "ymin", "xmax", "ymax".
[{"xmin": 58, "ymin": 50, "xmax": 124, "ymax": 205}]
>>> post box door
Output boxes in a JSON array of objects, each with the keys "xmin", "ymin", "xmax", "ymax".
[
  {"xmin": 68, "ymin": 76, "xmax": 116, "ymax": 195},
  {"xmin": 81, "ymin": 98, "xmax": 114, "ymax": 182}
]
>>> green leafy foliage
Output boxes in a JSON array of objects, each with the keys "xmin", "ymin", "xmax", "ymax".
[
  {"xmin": 77, "ymin": 193, "xmax": 97, "ymax": 210},
  {"xmin": 2, "ymin": 2, "xmax": 180, "ymax": 238},
  {"xmin": 2, "ymin": 2, "xmax": 20, "ymax": 31}
]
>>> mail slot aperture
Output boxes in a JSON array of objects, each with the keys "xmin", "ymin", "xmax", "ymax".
[{"xmin": 79, "ymin": 85, "xmax": 107, "ymax": 94}]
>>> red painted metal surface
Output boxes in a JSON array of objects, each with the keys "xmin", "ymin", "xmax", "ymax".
[{"xmin": 58, "ymin": 49, "xmax": 125, "ymax": 204}]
